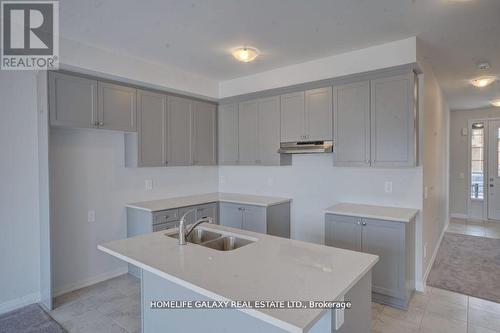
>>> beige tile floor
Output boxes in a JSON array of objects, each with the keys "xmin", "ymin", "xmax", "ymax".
[
  {"xmin": 50, "ymin": 273, "xmax": 500, "ymax": 333},
  {"xmin": 447, "ymin": 218, "xmax": 500, "ymax": 239}
]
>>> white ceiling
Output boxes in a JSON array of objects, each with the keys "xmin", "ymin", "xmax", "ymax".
[{"xmin": 59, "ymin": 0, "xmax": 500, "ymax": 109}]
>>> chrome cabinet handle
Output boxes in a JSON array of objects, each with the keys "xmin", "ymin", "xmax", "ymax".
[
  {"xmin": 356, "ymin": 220, "xmax": 361, "ymax": 225},
  {"xmin": 99, "ymin": 121, "xmax": 104, "ymax": 126},
  {"xmin": 93, "ymin": 121, "xmax": 99, "ymax": 127},
  {"xmin": 362, "ymin": 221, "xmax": 367, "ymax": 226}
]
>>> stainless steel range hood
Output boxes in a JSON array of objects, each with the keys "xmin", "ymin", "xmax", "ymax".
[{"xmin": 278, "ymin": 141, "xmax": 333, "ymax": 154}]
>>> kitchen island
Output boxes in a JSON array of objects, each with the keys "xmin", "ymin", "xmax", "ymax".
[{"xmin": 99, "ymin": 224, "xmax": 378, "ymax": 333}]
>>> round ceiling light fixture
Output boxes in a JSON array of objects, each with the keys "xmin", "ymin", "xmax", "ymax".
[
  {"xmin": 232, "ymin": 47, "xmax": 259, "ymax": 63},
  {"xmin": 470, "ymin": 76, "xmax": 497, "ymax": 88},
  {"xmin": 491, "ymin": 99, "xmax": 500, "ymax": 108}
]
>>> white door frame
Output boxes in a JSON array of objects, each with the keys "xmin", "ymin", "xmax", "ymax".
[{"xmin": 466, "ymin": 117, "xmax": 500, "ymax": 220}]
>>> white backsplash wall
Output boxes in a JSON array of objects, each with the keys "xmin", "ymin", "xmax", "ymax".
[
  {"xmin": 50, "ymin": 128, "xmax": 218, "ymax": 295},
  {"xmin": 219, "ymin": 154, "xmax": 423, "ymax": 243}
]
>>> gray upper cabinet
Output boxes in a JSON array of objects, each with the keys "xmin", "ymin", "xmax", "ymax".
[
  {"xmin": 136, "ymin": 90, "xmax": 167, "ymax": 167},
  {"xmin": 218, "ymin": 104, "xmax": 239, "ymax": 165},
  {"xmin": 49, "ymin": 72, "xmax": 98, "ymax": 129},
  {"xmin": 258, "ymin": 96, "xmax": 281, "ymax": 165},
  {"xmin": 167, "ymin": 96, "xmax": 193, "ymax": 166},
  {"xmin": 370, "ymin": 73, "xmax": 416, "ymax": 167},
  {"xmin": 333, "ymin": 81, "xmax": 371, "ymax": 167},
  {"xmin": 280, "ymin": 87, "xmax": 332, "ymax": 142},
  {"xmin": 238, "ymin": 100, "xmax": 260, "ymax": 165},
  {"xmin": 98, "ymin": 82, "xmax": 137, "ymax": 132},
  {"xmin": 238, "ymin": 97, "xmax": 289, "ymax": 166},
  {"xmin": 333, "ymin": 72, "xmax": 417, "ymax": 168},
  {"xmin": 193, "ymin": 101, "xmax": 217, "ymax": 165},
  {"xmin": 305, "ymin": 87, "xmax": 332, "ymax": 141},
  {"xmin": 280, "ymin": 91, "xmax": 305, "ymax": 142}
]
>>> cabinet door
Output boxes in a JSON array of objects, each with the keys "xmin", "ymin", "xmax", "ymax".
[
  {"xmin": 49, "ymin": 72, "xmax": 98, "ymax": 129},
  {"xmin": 324, "ymin": 214, "xmax": 362, "ymax": 251},
  {"xmin": 280, "ymin": 91, "xmax": 305, "ymax": 142},
  {"xmin": 370, "ymin": 73, "xmax": 416, "ymax": 167},
  {"xmin": 218, "ymin": 104, "xmax": 239, "ymax": 165},
  {"xmin": 167, "ymin": 96, "xmax": 193, "ymax": 166},
  {"xmin": 98, "ymin": 82, "xmax": 137, "ymax": 132},
  {"xmin": 195, "ymin": 203, "xmax": 218, "ymax": 223},
  {"xmin": 333, "ymin": 81, "xmax": 371, "ymax": 167},
  {"xmin": 241, "ymin": 205, "xmax": 267, "ymax": 234},
  {"xmin": 238, "ymin": 100, "xmax": 259, "ymax": 165},
  {"xmin": 361, "ymin": 218, "xmax": 405, "ymax": 297},
  {"xmin": 305, "ymin": 87, "xmax": 332, "ymax": 141},
  {"xmin": 193, "ymin": 101, "xmax": 217, "ymax": 165},
  {"xmin": 137, "ymin": 90, "xmax": 167, "ymax": 167},
  {"xmin": 258, "ymin": 96, "xmax": 281, "ymax": 165},
  {"xmin": 219, "ymin": 203, "xmax": 243, "ymax": 229}
]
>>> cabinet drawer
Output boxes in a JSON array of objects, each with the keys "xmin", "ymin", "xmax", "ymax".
[
  {"xmin": 153, "ymin": 209, "xmax": 179, "ymax": 225},
  {"xmin": 153, "ymin": 221, "xmax": 179, "ymax": 232}
]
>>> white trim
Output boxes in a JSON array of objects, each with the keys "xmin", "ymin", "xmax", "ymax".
[
  {"xmin": 52, "ymin": 267, "xmax": 128, "ymax": 298},
  {"xmin": 0, "ymin": 292, "xmax": 41, "ymax": 315},
  {"xmin": 450, "ymin": 213, "xmax": 468, "ymax": 219},
  {"xmin": 420, "ymin": 217, "xmax": 449, "ymax": 291}
]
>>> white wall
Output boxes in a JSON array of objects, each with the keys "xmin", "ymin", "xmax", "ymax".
[
  {"xmin": 417, "ymin": 56, "xmax": 450, "ymax": 287},
  {"xmin": 220, "ymin": 156, "xmax": 422, "ymax": 243},
  {"xmin": 0, "ymin": 71, "xmax": 41, "ymax": 313},
  {"xmin": 219, "ymin": 37, "xmax": 417, "ymax": 98},
  {"xmin": 449, "ymin": 108, "xmax": 500, "ymax": 217},
  {"xmin": 50, "ymin": 128, "xmax": 218, "ymax": 295},
  {"xmin": 60, "ymin": 37, "xmax": 219, "ymax": 100}
]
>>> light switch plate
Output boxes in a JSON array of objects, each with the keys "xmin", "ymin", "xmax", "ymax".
[
  {"xmin": 88, "ymin": 210, "xmax": 96, "ymax": 223},
  {"xmin": 384, "ymin": 181, "xmax": 393, "ymax": 193}
]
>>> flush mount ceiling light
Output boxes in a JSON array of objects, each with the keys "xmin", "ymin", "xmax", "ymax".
[
  {"xmin": 491, "ymin": 99, "xmax": 500, "ymax": 107},
  {"xmin": 232, "ymin": 47, "xmax": 259, "ymax": 63},
  {"xmin": 470, "ymin": 76, "xmax": 497, "ymax": 88}
]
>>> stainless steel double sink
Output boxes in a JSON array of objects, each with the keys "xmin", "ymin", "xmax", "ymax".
[{"xmin": 167, "ymin": 228, "xmax": 254, "ymax": 251}]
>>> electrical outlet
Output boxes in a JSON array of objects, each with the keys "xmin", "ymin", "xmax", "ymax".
[
  {"xmin": 384, "ymin": 181, "xmax": 393, "ymax": 193},
  {"xmin": 145, "ymin": 179, "xmax": 153, "ymax": 191},
  {"xmin": 88, "ymin": 210, "xmax": 96, "ymax": 223},
  {"xmin": 219, "ymin": 175, "xmax": 225, "ymax": 185},
  {"xmin": 424, "ymin": 186, "xmax": 429, "ymax": 200},
  {"xmin": 267, "ymin": 177, "xmax": 274, "ymax": 186},
  {"xmin": 424, "ymin": 243, "xmax": 428, "ymax": 259}
]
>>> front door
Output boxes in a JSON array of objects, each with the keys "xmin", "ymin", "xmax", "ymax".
[{"xmin": 487, "ymin": 120, "xmax": 500, "ymax": 220}]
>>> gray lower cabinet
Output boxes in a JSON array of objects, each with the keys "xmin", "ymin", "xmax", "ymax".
[
  {"xmin": 98, "ymin": 82, "xmax": 137, "ymax": 132},
  {"xmin": 127, "ymin": 202, "xmax": 218, "ymax": 278},
  {"xmin": 219, "ymin": 202, "xmax": 290, "ymax": 238},
  {"xmin": 325, "ymin": 214, "xmax": 415, "ymax": 309},
  {"xmin": 218, "ymin": 103, "xmax": 239, "ymax": 165},
  {"xmin": 193, "ymin": 101, "xmax": 217, "ymax": 165},
  {"xmin": 333, "ymin": 73, "xmax": 417, "ymax": 167},
  {"xmin": 49, "ymin": 72, "xmax": 99, "ymax": 129},
  {"xmin": 167, "ymin": 96, "xmax": 193, "ymax": 166}
]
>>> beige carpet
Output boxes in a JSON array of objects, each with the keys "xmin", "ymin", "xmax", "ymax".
[{"xmin": 427, "ymin": 232, "xmax": 500, "ymax": 303}]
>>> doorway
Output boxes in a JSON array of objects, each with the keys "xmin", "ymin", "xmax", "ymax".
[{"xmin": 468, "ymin": 118, "xmax": 500, "ymax": 220}]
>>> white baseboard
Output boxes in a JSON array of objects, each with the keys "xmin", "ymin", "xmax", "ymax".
[
  {"xmin": 0, "ymin": 292, "xmax": 41, "ymax": 315},
  {"xmin": 420, "ymin": 217, "xmax": 449, "ymax": 291},
  {"xmin": 450, "ymin": 213, "xmax": 468, "ymax": 219},
  {"xmin": 52, "ymin": 267, "xmax": 128, "ymax": 298}
]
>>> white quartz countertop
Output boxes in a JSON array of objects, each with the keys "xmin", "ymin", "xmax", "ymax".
[
  {"xmin": 98, "ymin": 225, "xmax": 378, "ymax": 333},
  {"xmin": 324, "ymin": 202, "xmax": 419, "ymax": 223},
  {"xmin": 125, "ymin": 192, "xmax": 292, "ymax": 212}
]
